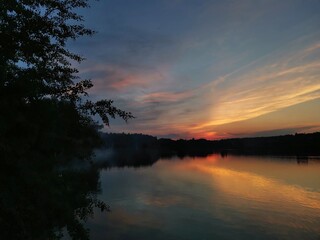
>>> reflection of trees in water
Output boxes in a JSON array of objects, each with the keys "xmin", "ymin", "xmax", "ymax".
[
  {"xmin": 96, "ymin": 134, "xmax": 217, "ymax": 169},
  {"xmin": 96, "ymin": 149, "xmax": 160, "ymax": 169},
  {"xmin": 0, "ymin": 100, "xmax": 109, "ymax": 240},
  {"xmin": 0, "ymin": 154, "xmax": 109, "ymax": 240},
  {"xmin": 98, "ymin": 133, "xmax": 320, "ymax": 168}
]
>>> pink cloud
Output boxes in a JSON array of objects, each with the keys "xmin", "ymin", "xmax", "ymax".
[
  {"xmin": 82, "ymin": 64, "xmax": 171, "ymax": 97},
  {"xmin": 138, "ymin": 90, "xmax": 193, "ymax": 103},
  {"xmin": 109, "ymin": 74, "xmax": 149, "ymax": 90}
]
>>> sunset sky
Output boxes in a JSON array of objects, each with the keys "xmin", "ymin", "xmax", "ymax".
[{"xmin": 72, "ymin": 0, "xmax": 320, "ymax": 139}]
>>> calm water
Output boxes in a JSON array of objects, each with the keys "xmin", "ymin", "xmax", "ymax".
[{"xmin": 88, "ymin": 155, "xmax": 320, "ymax": 240}]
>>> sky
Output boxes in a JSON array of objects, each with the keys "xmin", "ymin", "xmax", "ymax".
[{"xmin": 71, "ymin": 0, "xmax": 320, "ymax": 139}]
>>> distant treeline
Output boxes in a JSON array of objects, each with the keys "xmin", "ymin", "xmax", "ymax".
[
  {"xmin": 100, "ymin": 132, "xmax": 320, "ymax": 159},
  {"xmin": 211, "ymin": 132, "xmax": 320, "ymax": 156}
]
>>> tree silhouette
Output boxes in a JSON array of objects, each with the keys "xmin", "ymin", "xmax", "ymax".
[
  {"xmin": 0, "ymin": 0, "xmax": 133, "ymax": 156},
  {"xmin": 0, "ymin": 1, "xmax": 133, "ymax": 239}
]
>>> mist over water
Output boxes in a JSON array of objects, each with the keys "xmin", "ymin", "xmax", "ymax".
[{"xmin": 88, "ymin": 155, "xmax": 320, "ymax": 240}]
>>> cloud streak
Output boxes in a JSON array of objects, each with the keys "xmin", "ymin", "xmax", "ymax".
[
  {"xmin": 73, "ymin": 0, "xmax": 320, "ymax": 139},
  {"xmin": 192, "ymin": 41, "xmax": 320, "ymax": 131}
]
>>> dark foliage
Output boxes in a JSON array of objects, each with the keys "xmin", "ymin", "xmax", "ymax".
[
  {"xmin": 97, "ymin": 132, "xmax": 320, "ymax": 168},
  {"xmin": 213, "ymin": 132, "xmax": 320, "ymax": 156},
  {"xmin": 0, "ymin": 1, "xmax": 133, "ymax": 239},
  {"xmin": 0, "ymin": 0, "xmax": 133, "ymax": 157},
  {"xmin": 158, "ymin": 132, "xmax": 320, "ymax": 156},
  {"xmin": 0, "ymin": 151, "xmax": 110, "ymax": 240}
]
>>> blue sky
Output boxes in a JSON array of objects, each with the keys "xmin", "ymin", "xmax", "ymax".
[{"xmin": 70, "ymin": 0, "xmax": 320, "ymax": 139}]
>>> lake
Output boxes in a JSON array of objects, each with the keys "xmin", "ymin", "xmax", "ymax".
[{"xmin": 87, "ymin": 155, "xmax": 320, "ymax": 240}]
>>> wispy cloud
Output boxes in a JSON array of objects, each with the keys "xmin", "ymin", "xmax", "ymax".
[
  {"xmin": 101, "ymin": 40, "xmax": 320, "ymax": 138},
  {"xmin": 192, "ymin": 41, "xmax": 320, "ymax": 131},
  {"xmin": 137, "ymin": 90, "xmax": 193, "ymax": 103},
  {"xmin": 73, "ymin": 0, "xmax": 320, "ymax": 139}
]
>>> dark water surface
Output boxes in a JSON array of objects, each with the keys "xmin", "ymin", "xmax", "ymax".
[{"xmin": 88, "ymin": 155, "xmax": 320, "ymax": 240}]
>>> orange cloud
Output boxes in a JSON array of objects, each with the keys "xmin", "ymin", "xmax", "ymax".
[
  {"xmin": 191, "ymin": 42, "xmax": 320, "ymax": 132},
  {"xmin": 137, "ymin": 90, "xmax": 193, "ymax": 103}
]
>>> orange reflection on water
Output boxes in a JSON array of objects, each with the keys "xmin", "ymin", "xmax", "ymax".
[
  {"xmin": 171, "ymin": 156, "xmax": 320, "ymax": 231},
  {"xmin": 194, "ymin": 164, "xmax": 320, "ymax": 210},
  {"xmin": 92, "ymin": 155, "xmax": 320, "ymax": 239}
]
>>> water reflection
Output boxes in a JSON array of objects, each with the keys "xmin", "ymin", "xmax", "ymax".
[
  {"xmin": 89, "ymin": 155, "xmax": 320, "ymax": 240},
  {"xmin": 0, "ymin": 155, "xmax": 109, "ymax": 240},
  {"xmin": 3, "ymin": 143, "xmax": 320, "ymax": 240},
  {"xmin": 297, "ymin": 156, "xmax": 309, "ymax": 164},
  {"xmin": 192, "ymin": 162, "xmax": 320, "ymax": 222}
]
